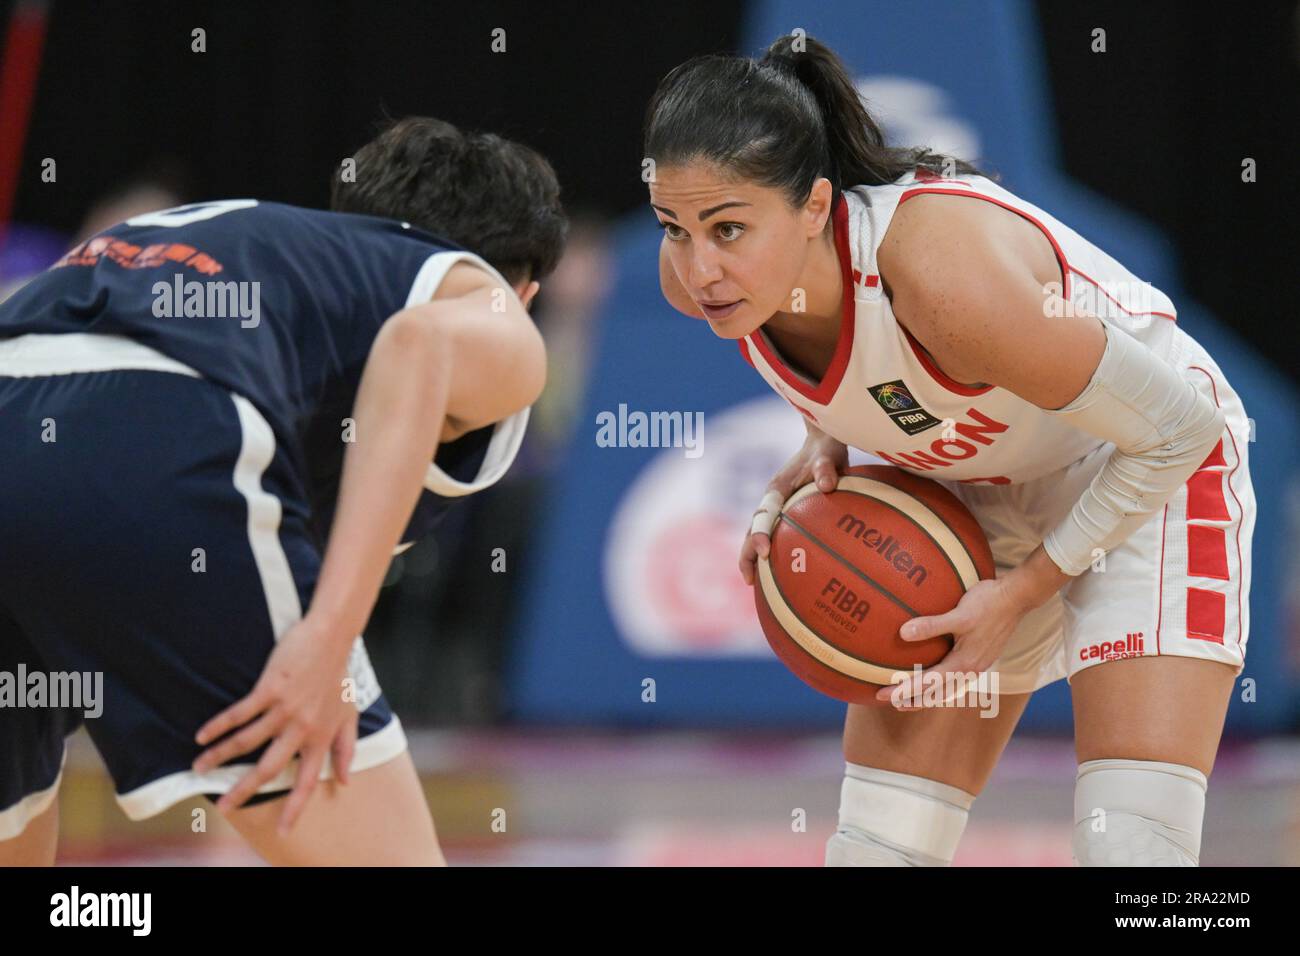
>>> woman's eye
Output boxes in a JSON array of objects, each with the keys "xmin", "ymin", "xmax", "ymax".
[
  {"xmin": 717, "ymin": 222, "xmax": 744, "ymax": 241},
  {"xmin": 659, "ymin": 222, "xmax": 687, "ymax": 241}
]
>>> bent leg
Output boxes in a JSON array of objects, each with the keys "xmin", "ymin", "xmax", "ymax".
[
  {"xmin": 222, "ymin": 751, "xmax": 444, "ymax": 866},
  {"xmin": 1070, "ymin": 656, "xmax": 1236, "ymax": 866},
  {"xmin": 1072, "ymin": 656, "xmax": 1235, "ymax": 775},
  {"xmin": 0, "ymin": 604, "xmax": 76, "ymax": 868},
  {"xmin": 0, "ymin": 792, "xmax": 60, "ymax": 867},
  {"xmin": 843, "ymin": 691, "xmax": 1032, "ymax": 794},
  {"xmin": 829, "ymin": 693, "xmax": 1033, "ymax": 866}
]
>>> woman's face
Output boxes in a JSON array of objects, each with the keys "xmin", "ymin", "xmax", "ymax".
[{"xmin": 649, "ymin": 162, "xmax": 829, "ymax": 339}]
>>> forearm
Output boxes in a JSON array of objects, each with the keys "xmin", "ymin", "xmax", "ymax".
[
  {"xmin": 307, "ymin": 316, "xmax": 452, "ymax": 652},
  {"xmin": 1001, "ymin": 543, "xmax": 1073, "ymax": 612},
  {"xmin": 1041, "ymin": 323, "xmax": 1224, "ymax": 576},
  {"xmin": 998, "ymin": 323, "xmax": 1224, "ymax": 613}
]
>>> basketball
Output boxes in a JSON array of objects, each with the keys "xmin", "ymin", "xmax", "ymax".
[{"xmin": 754, "ymin": 465, "xmax": 996, "ymax": 704}]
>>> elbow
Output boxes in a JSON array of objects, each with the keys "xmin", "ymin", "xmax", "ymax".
[
  {"xmin": 376, "ymin": 310, "xmax": 453, "ymax": 387},
  {"xmin": 1202, "ymin": 404, "xmax": 1228, "ymax": 458},
  {"xmin": 518, "ymin": 322, "xmax": 548, "ymax": 408},
  {"xmin": 1161, "ymin": 391, "xmax": 1226, "ymax": 470},
  {"xmin": 1189, "ymin": 387, "xmax": 1227, "ymax": 456}
]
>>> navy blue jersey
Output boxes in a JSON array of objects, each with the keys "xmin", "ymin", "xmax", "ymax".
[{"xmin": 0, "ymin": 200, "xmax": 513, "ymax": 545}]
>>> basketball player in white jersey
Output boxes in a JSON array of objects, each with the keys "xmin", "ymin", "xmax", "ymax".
[{"xmin": 644, "ymin": 35, "xmax": 1254, "ymax": 866}]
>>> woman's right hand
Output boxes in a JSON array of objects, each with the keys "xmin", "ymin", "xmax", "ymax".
[{"xmin": 740, "ymin": 422, "xmax": 849, "ymax": 586}]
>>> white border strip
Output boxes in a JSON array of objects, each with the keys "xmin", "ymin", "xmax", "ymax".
[
  {"xmin": 405, "ymin": 249, "xmax": 531, "ymax": 498},
  {"xmin": 404, "ymin": 249, "xmax": 513, "ymax": 309},
  {"xmin": 423, "ymin": 406, "xmax": 530, "ymax": 497},
  {"xmin": 0, "ymin": 333, "xmax": 201, "ymax": 378},
  {"xmin": 230, "ymin": 393, "xmax": 303, "ymax": 639},
  {"xmin": 116, "ymin": 716, "xmax": 407, "ymax": 822}
]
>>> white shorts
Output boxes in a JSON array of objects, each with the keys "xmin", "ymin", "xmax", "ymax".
[{"xmin": 944, "ymin": 335, "xmax": 1255, "ymax": 695}]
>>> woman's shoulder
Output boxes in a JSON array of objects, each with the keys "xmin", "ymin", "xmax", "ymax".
[{"xmin": 875, "ymin": 184, "xmax": 1061, "ymax": 293}]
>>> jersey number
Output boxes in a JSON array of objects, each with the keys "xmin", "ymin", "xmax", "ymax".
[{"xmin": 126, "ymin": 199, "xmax": 258, "ymax": 228}]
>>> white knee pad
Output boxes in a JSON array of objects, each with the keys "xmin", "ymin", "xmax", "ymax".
[
  {"xmin": 1072, "ymin": 758, "xmax": 1207, "ymax": 866},
  {"xmin": 825, "ymin": 763, "xmax": 976, "ymax": 867}
]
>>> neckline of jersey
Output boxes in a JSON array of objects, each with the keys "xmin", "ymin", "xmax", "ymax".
[{"xmin": 744, "ymin": 194, "xmax": 856, "ymax": 406}]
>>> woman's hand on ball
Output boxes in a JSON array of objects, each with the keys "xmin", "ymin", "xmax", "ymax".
[
  {"xmin": 876, "ymin": 576, "xmax": 1026, "ymax": 706},
  {"xmin": 740, "ymin": 423, "xmax": 849, "ymax": 586}
]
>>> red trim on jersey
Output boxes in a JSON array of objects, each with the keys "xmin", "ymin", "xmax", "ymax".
[
  {"xmin": 1157, "ymin": 367, "xmax": 1244, "ymax": 652},
  {"xmin": 913, "ymin": 168, "xmax": 974, "ymax": 187},
  {"xmin": 900, "ymin": 326, "xmax": 993, "ymax": 396},
  {"xmin": 893, "ymin": 186, "xmax": 1073, "ymax": 397},
  {"xmin": 743, "ymin": 196, "xmax": 855, "ymax": 405},
  {"xmin": 1068, "ymin": 265, "xmax": 1177, "ymax": 323},
  {"xmin": 1187, "ymin": 525, "xmax": 1230, "ymax": 580},
  {"xmin": 1186, "ymin": 469, "xmax": 1230, "ymax": 521},
  {"xmin": 896, "ymin": 186, "xmax": 1074, "ymax": 301},
  {"xmin": 1155, "ymin": 503, "xmax": 1169, "ymax": 656},
  {"xmin": 1188, "ymin": 366, "xmax": 1246, "ymax": 650},
  {"xmin": 738, "ymin": 337, "xmax": 755, "ymax": 369},
  {"xmin": 1186, "ymin": 587, "xmax": 1226, "ymax": 644}
]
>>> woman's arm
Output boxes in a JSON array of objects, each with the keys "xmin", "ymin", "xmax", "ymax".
[
  {"xmin": 194, "ymin": 264, "xmax": 545, "ymax": 826},
  {"xmin": 740, "ymin": 417, "xmax": 849, "ymax": 585},
  {"xmin": 309, "ymin": 266, "xmax": 545, "ymax": 641},
  {"xmin": 873, "ymin": 196, "xmax": 1223, "ymax": 694}
]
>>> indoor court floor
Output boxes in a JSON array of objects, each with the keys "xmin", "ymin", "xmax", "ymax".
[{"xmin": 48, "ymin": 728, "xmax": 1300, "ymax": 866}]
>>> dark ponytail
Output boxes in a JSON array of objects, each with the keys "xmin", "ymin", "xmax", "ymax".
[{"xmin": 644, "ymin": 33, "xmax": 983, "ymax": 209}]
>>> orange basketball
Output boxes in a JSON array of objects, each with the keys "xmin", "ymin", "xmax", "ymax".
[{"xmin": 754, "ymin": 464, "xmax": 995, "ymax": 704}]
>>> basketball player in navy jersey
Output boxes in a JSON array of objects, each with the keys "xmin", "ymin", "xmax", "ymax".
[
  {"xmin": 646, "ymin": 37, "xmax": 1253, "ymax": 866},
  {"xmin": 0, "ymin": 117, "xmax": 565, "ymax": 865}
]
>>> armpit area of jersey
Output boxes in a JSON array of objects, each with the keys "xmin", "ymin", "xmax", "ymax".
[{"xmin": 396, "ymin": 423, "xmax": 496, "ymax": 548}]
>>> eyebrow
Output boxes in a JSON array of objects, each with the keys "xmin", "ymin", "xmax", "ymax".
[{"xmin": 651, "ymin": 201, "xmax": 752, "ymax": 222}]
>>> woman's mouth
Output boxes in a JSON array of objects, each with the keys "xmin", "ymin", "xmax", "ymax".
[{"xmin": 699, "ymin": 299, "xmax": 742, "ymax": 319}]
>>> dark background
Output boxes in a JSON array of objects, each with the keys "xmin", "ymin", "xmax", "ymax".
[{"xmin": 4, "ymin": 0, "xmax": 1296, "ymax": 381}]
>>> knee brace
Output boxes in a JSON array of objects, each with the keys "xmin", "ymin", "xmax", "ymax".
[
  {"xmin": 825, "ymin": 762, "xmax": 976, "ymax": 867},
  {"xmin": 1072, "ymin": 758, "xmax": 1207, "ymax": 866}
]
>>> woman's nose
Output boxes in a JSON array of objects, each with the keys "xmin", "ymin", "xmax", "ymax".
[{"xmin": 688, "ymin": 246, "xmax": 723, "ymax": 289}]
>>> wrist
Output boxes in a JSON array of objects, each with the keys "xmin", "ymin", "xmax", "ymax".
[
  {"xmin": 1003, "ymin": 545, "xmax": 1073, "ymax": 612},
  {"xmin": 298, "ymin": 608, "xmax": 362, "ymax": 661}
]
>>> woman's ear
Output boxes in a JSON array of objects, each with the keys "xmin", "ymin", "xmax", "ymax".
[
  {"xmin": 515, "ymin": 279, "xmax": 541, "ymax": 310},
  {"xmin": 803, "ymin": 177, "xmax": 835, "ymax": 237}
]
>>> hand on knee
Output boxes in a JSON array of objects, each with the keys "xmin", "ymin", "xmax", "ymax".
[
  {"xmin": 1072, "ymin": 758, "xmax": 1206, "ymax": 866},
  {"xmin": 825, "ymin": 763, "xmax": 976, "ymax": 867}
]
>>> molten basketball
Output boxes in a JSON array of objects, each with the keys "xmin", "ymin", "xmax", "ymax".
[{"xmin": 754, "ymin": 465, "xmax": 995, "ymax": 704}]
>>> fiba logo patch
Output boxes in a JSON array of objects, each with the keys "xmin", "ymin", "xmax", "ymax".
[
  {"xmin": 868, "ymin": 380, "xmax": 941, "ymax": 436},
  {"xmin": 874, "ymin": 382, "xmax": 914, "ymax": 410}
]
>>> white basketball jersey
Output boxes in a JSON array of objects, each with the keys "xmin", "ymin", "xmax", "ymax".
[{"xmin": 739, "ymin": 168, "xmax": 1187, "ymax": 485}]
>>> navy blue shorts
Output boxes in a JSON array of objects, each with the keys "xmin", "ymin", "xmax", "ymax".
[{"xmin": 0, "ymin": 335, "xmax": 406, "ymax": 838}]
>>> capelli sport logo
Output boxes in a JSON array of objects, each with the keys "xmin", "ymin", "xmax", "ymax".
[{"xmin": 868, "ymin": 380, "xmax": 941, "ymax": 436}]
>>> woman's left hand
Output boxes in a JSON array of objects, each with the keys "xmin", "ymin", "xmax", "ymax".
[
  {"xmin": 876, "ymin": 578, "xmax": 1026, "ymax": 707},
  {"xmin": 876, "ymin": 545, "xmax": 1072, "ymax": 708}
]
